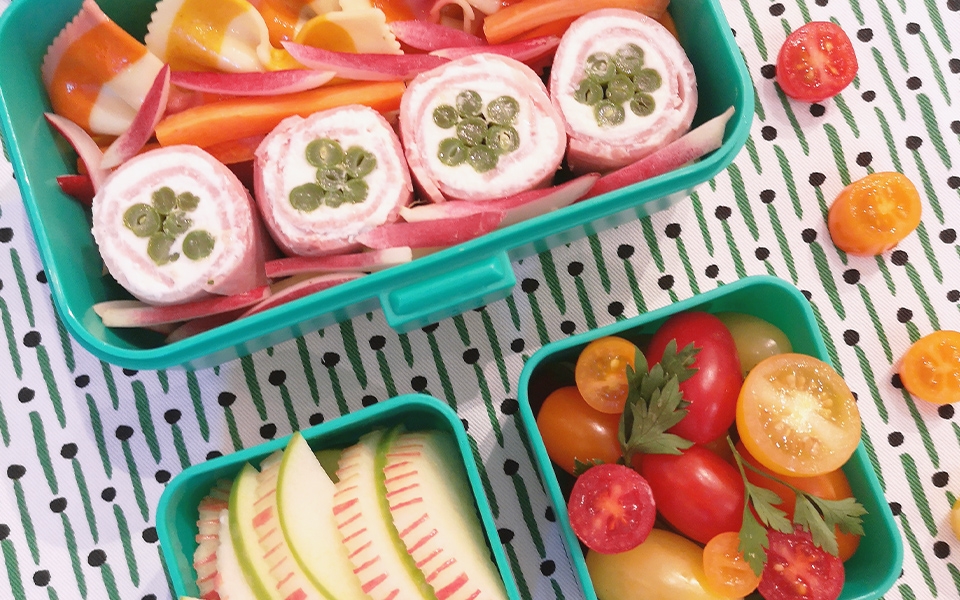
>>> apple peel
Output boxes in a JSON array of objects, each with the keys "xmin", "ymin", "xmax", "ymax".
[
  {"xmin": 357, "ymin": 211, "xmax": 505, "ymax": 249},
  {"xmin": 45, "ymin": 112, "xmax": 108, "ymax": 192},
  {"xmin": 56, "ymin": 174, "xmax": 95, "ymax": 206},
  {"xmin": 265, "ymin": 247, "xmax": 413, "ymax": 279},
  {"xmin": 101, "ymin": 64, "xmax": 171, "ymax": 169},
  {"xmin": 170, "ymin": 69, "xmax": 337, "ymax": 96},
  {"xmin": 93, "ymin": 285, "xmax": 271, "ymax": 328},
  {"xmin": 585, "ymin": 106, "xmax": 735, "ymax": 199},
  {"xmin": 430, "ymin": 35, "xmax": 561, "ymax": 64},
  {"xmin": 281, "ymin": 41, "xmax": 449, "ymax": 81},
  {"xmin": 389, "ymin": 19, "xmax": 484, "ymax": 51},
  {"xmin": 240, "ymin": 272, "xmax": 365, "ymax": 317}
]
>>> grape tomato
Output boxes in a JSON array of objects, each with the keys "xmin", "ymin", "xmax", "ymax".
[
  {"xmin": 567, "ymin": 463, "xmax": 656, "ymax": 554},
  {"xmin": 737, "ymin": 353, "xmax": 861, "ymax": 477},
  {"xmin": 776, "ymin": 21, "xmax": 858, "ymax": 103},
  {"xmin": 716, "ymin": 312, "xmax": 793, "ymax": 376},
  {"xmin": 952, "ymin": 498, "xmax": 960, "ymax": 541},
  {"xmin": 536, "ymin": 386, "xmax": 622, "ymax": 476},
  {"xmin": 646, "ymin": 311, "xmax": 742, "ymax": 444},
  {"xmin": 827, "ymin": 172, "xmax": 922, "ymax": 256},
  {"xmin": 898, "ymin": 330, "xmax": 960, "ymax": 405},
  {"xmin": 702, "ymin": 531, "xmax": 760, "ymax": 597},
  {"xmin": 758, "ymin": 528, "xmax": 845, "ymax": 600},
  {"xmin": 575, "ymin": 336, "xmax": 640, "ymax": 414}
]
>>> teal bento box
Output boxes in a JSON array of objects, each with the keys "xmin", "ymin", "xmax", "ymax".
[
  {"xmin": 516, "ymin": 275, "xmax": 903, "ymax": 600},
  {"xmin": 0, "ymin": 0, "xmax": 752, "ymax": 370},
  {"xmin": 156, "ymin": 393, "xmax": 521, "ymax": 599}
]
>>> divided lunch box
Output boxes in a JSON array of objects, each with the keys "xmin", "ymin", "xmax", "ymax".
[
  {"xmin": 0, "ymin": 0, "xmax": 753, "ymax": 370},
  {"xmin": 517, "ymin": 275, "xmax": 904, "ymax": 600},
  {"xmin": 156, "ymin": 393, "xmax": 522, "ymax": 599}
]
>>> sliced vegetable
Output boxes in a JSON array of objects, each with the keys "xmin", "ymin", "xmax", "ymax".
[
  {"xmin": 170, "ymin": 69, "xmax": 336, "ymax": 96},
  {"xmin": 482, "ymin": 0, "xmax": 669, "ymax": 45},
  {"xmin": 827, "ymin": 172, "xmax": 922, "ymax": 256},
  {"xmin": 567, "ymin": 463, "xmax": 656, "ymax": 554},
  {"xmin": 389, "ymin": 19, "xmax": 484, "ymax": 50},
  {"xmin": 898, "ymin": 330, "xmax": 960, "ymax": 405},
  {"xmin": 101, "ymin": 64, "xmax": 171, "ymax": 169},
  {"xmin": 536, "ymin": 386, "xmax": 622, "ymax": 476},
  {"xmin": 776, "ymin": 21, "xmax": 858, "ymax": 103},
  {"xmin": 758, "ymin": 528, "xmax": 845, "ymax": 600},
  {"xmin": 702, "ymin": 532, "xmax": 760, "ymax": 598},
  {"xmin": 93, "ymin": 285, "xmax": 271, "ymax": 328},
  {"xmin": 281, "ymin": 42, "xmax": 448, "ymax": 80}
]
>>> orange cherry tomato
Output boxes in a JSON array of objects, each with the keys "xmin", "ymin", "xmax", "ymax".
[
  {"xmin": 737, "ymin": 353, "xmax": 862, "ymax": 477},
  {"xmin": 574, "ymin": 336, "xmax": 639, "ymax": 414},
  {"xmin": 951, "ymin": 498, "xmax": 960, "ymax": 541},
  {"xmin": 702, "ymin": 531, "xmax": 760, "ymax": 597},
  {"xmin": 736, "ymin": 441, "xmax": 861, "ymax": 561},
  {"xmin": 536, "ymin": 386, "xmax": 622, "ymax": 475},
  {"xmin": 827, "ymin": 172, "xmax": 922, "ymax": 256},
  {"xmin": 898, "ymin": 330, "xmax": 960, "ymax": 405}
]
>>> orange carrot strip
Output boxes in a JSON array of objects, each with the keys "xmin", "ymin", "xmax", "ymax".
[
  {"xmin": 154, "ymin": 80, "xmax": 405, "ymax": 148},
  {"xmin": 656, "ymin": 9, "xmax": 680, "ymax": 40},
  {"xmin": 513, "ymin": 16, "xmax": 578, "ymax": 41},
  {"xmin": 482, "ymin": 0, "xmax": 670, "ymax": 45},
  {"xmin": 203, "ymin": 135, "xmax": 265, "ymax": 165}
]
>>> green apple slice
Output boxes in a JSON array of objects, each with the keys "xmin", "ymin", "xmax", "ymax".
[
  {"xmin": 215, "ymin": 509, "xmax": 259, "ymax": 600},
  {"xmin": 228, "ymin": 463, "xmax": 287, "ymax": 600},
  {"xmin": 333, "ymin": 428, "xmax": 436, "ymax": 600},
  {"xmin": 274, "ymin": 433, "xmax": 366, "ymax": 599},
  {"xmin": 384, "ymin": 431, "xmax": 509, "ymax": 600}
]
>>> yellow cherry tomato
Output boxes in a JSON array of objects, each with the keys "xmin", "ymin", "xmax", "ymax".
[
  {"xmin": 702, "ymin": 531, "xmax": 760, "ymax": 598},
  {"xmin": 574, "ymin": 336, "xmax": 639, "ymax": 414},
  {"xmin": 827, "ymin": 171, "xmax": 922, "ymax": 256},
  {"xmin": 898, "ymin": 330, "xmax": 960, "ymax": 405},
  {"xmin": 952, "ymin": 498, "xmax": 960, "ymax": 541}
]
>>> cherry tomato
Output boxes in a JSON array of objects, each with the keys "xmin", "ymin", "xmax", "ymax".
[
  {"xmin": 716, "ymin": 312, "xmax": 793, "ymax": 376},
  {"xmin": 575, "ymin": 336, "xmax": 639, "ymax": 414},
  {"xmin": 637, "ymin": 445, "xmax": 744, "ymax": 545},
  {"xmin": 702, "ymin": 531, "xmax": 760, "ymax": 597},
  {"xmin": 951, "ymin": 498, "xmax": 960, "ymax": 541},
  {"xmin": 898, "ymin": 330, "xmax": 960, "ymax": 405},
  {"xmin": 567, "ymin": 463, "xmax": 656, "ymax": 554},
  {"xmin": 586, "ymin": 529, "xmax": 733, "ymax": 600},
  {"xmin": 736, "ymin": 441, "xmax": 861, "ymax": 561},
  {"xmin": 737, "ymin": 353, "xmax": 862, "ymax": 477},
  {"xmin": 827, "ymin": 172, "xmax": 922, "ymax": 256},
  {"xmin": 758, "ymin": 528, "xmax": 845, "ymax": 600},
  {"xmin": 646, "ymin": 312, "xmax": 742, "ymax": 444},
  {"xmin": 536, "ymin": 386, "xmax": 623, "ymax": 475},
  {"xmin": 776, "ymin": 21, "xmax": 858, "ymax": 102}
]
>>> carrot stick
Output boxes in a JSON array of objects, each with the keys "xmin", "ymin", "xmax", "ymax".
[
  {"xmin": 154, "ymin": 80, "xmax": 405, "ymax": 148},
  {"xmin": 513, "ymin": 16, "xmax": 578, "ymax": 41},
  {"xmin": 482, "ymin": 0, "xmax": 670, "ymax": 45},
  {"xmin": 656, "ymin": 9, "xmax": 680, "ymax": 40}
]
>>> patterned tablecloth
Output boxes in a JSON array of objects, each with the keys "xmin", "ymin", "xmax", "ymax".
[{"xmin": 1, "ymin": 0, "xmax": 959, "ymax": 598}]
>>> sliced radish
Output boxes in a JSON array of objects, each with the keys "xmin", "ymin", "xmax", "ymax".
[
  {"xmin": 357, "ymin": 211, "xmax": 505, "ymax": 249},
  {"xmin": 45, "ymin": 112, "xmax": 107, "ymax": 191},
  {"xmin": 281, "ymin": 42, "xmax": 449, "ymax": 81},
  {"xmin": 170, "ymin": 69, "xmax": 336, "ymax": 96},
  {"xmin": 56, "ymin": 174, "xmax": 95, "ymax": 206},
  {"xmin": 265, "ymin": 247, "xmax": 413, "ymax": 279},
  {"xmin": 430, "ymin": 36, "xmax": 560, "ymax": 64},
  {"xmin": 93, "ymin": 285, "xmax": 271, "ymax": 328},
  {"xmin": 585, "ymin": 107, "xmax": 735, "ymax": 199},
  {"xmin": 101, "ymin": 64, "xmax": 171, "ymax": 169},
  {"xmin": 239, "ymin": 272, "xmax": 365, "ymax": 317},
  {"xmin": 389, "ymin": 20, "xmax": 484, "ymax": 51}
]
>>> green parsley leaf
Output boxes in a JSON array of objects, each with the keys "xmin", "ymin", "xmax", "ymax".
[
  {"xmin": 794, "ymin": 495, "xmax": 838, "ymax": 556},
  {"xmin": 572, "ymin": 458, "xmax": 606, "ymax": 476},
  {"xmin": 745, "ymin": 483, "xmax": 792, "ymax": 533},
  {"xmin": 738, "ymin": 505, "xmax": 770, "ymax": 576}
]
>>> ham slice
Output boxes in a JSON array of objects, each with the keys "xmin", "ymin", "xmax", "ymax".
[
  {"xmin": 91, "ymin": 145, "xmax": 270, "ymax": 306},
  {"xmin": 399, "ymin": 53, "xmax": 566, "ymax": 203},
  {"xmin": 253, "ymin": 104, "xmax": 413, "ymax": 256},
  {"xmin": 549, "ymin": 9, "xmax": 697, "ymax": 173}
]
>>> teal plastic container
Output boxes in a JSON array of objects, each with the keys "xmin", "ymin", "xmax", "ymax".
[
  {"xmin": 517, "ymin": 276, "xmax": 903, "ymax": 600},
  {"xmin": 0, "ymin": 0, "xmax": 753, "ymax": 370},
  {"xmin": 155, "ymin": 393, "xmax": 520, "ymax": 599}
]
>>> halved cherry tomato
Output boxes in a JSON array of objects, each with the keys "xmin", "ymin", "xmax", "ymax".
[
  {"xmin": 736, "ymin": 441, "xmax": 861, "ymax": 561},
  {"xmin": 898, "ymin": 330, "xmax": 960, "ymax": 405},
  {"xmin": 758, "ymin": 528, "xmax": 845, "ymax": 600},
  {"xmin": 536, "ymin": 386, "xmax": 623, "ymax": 475},
  {"xmin": 702, "ymin": 531, "xmax": 760, "ymax": 597},
  {"xmin": 776, "ymin": 21, "xmax": 858, "ymax": 102},
  {"xmin": 567, "ymin": 463, "xmax": 656, "ymax": 554},
  {"xmin": 951, "ymin": 498, "xmax": 960, "ymax": 541},
  {"xmin": 574, "ymin": 336, "xmax": 639, "ymax": 414},
  {"xmin": 646, "ymin": 312, "xmax": 742, "ymax": 444},
  {"xmin": 716, "ymin": 312, "xmax": 793, "ymax": 376},
  {"xmin": 737, "ymin": 353, "xmax": 861, "ymax": 477},
  {"xmin": 827, "ymin": 172, "xmax": 922, "ymax": 256},
  {"xmin": 637, "ymin": 445, "xmax": 745, "ymax": 545}
]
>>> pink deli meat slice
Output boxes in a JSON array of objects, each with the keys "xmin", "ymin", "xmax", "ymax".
[
  {"xmin": 549, "ymin": 9, "xmax": 698, "ymax": 173},
  {"xmin": 399, "ymin": 53, "xmax": 566, "ymax": 203},
  {"xmin": 91, "ymin": 145, "xmax": 270, "ymax": 306},
  {"xmin": 254, "ymin": 104, "xmax": 413, "ymax": 257}
]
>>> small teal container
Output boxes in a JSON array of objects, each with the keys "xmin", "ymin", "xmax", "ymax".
[
  {"xmin": 0, "ymin": 0, "xmax": 752, "ymax": 370},
  {"xmin": 155, "ymin": 393, "xmax": 520, "ymax": 600},
  {"xmin": 517, "ymin": 275, "xmax": 903, "ymax": 600}
]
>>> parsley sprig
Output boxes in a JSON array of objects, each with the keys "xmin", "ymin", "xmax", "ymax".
[{"xmin": 727, "ymin": 437, "xmax": 868, "ymax": 576}]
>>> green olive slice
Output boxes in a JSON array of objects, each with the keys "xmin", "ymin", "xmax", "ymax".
[
  {"xmin": 344, "ymin": 146, "xmax": 377, "ymax": 178},
  {"xmin": 123, "ymin": 204, "xmax": 161, "ymax": 237},
  {"xmin": 151, "ymin": 187, "xmax": 177, "ymax": 215},
  {"xmin": 455, "ymin": 90, "xmax": 483, "ymax": 117},
  {"xmin": 305, "ymin": 138, "xmax": 345, "ymax": 167},
  {"xmin": 182, "ymin": 230, "xmax": 215, "ymax": 260},
  {"xmin": 594, "ymin": 100, "xmax": 625, "ymax": 126},
  {"xmin": 486, "ymin": 95, "xmax": 519, "ymax": 125},
  {"xmin": 289, "ymin": 182, "xmax": 324, "ymax": 212},
  {"xmin": 433, "ymin": 104, "xmax": 459, "ymax": 128},
  {"xmin": 438, "ymin": 138, "xmax": 468, "ymax": 166}
]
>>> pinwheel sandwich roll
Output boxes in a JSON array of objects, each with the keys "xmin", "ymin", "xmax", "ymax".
[
  {"xmin": 400, "ymin": 53, "xmax": 566, "ymax": 203},
  {"xmin": 254, "ymin": 104, "xmax": 413, "ymax": 256},
  {"xmin": 550, "ymin": 8, "xmax": 698, "ymax": 173},
  {"xmin": 92, "ymin": 146, "xmax": 270, "ymax": 306}
]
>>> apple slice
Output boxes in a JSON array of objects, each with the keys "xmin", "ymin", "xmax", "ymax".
[
  {"xmin": 430, "ymin": 35, "xmax": 560, "ymax": 64},
  {"xmin": 388, "ymin": 20, "xmax": 485, "ymax": 51},
  {"xmin": 281, "ymin": 42, "xmax": 448, "ymax": 81},
  {"xmin": 214, "ymin": 509, "xmax": 259, "ymax": 600},
  {"xmin": 228, "ymin": 463, "xmax": 289, "ymax": 600},
  {"xmin": 384, "ymin": 431, "xmax": 509, "ymax": 600},
  {"xmin": 45, "ymin": 112, "xmax": 108, "ymax": 192},
  {"xmin": 271, "ymin": 433, "xmax": 367, "ymax": 600},
  {"xmin": 170, "ymin": 69, "xmax": 337, "ymax": 96},
  {"xmin": 265, "ymin": 248, "xmax": 414, "ymax": 279},
  {"xmin": 333, "ymin": 429, "xmax": 433, "ymax": 600},
  {"xmin": 94, "ymin": 286, "xmax": 271, "ymax": 328},
  {"xmin": 101, "ymin": 64, "xmax": 171, "ymax": 169},
  {"xmin": 357, "ymin": 211, "xmax": 505, "ymax": 250},
  {"xmin": 56, "ymin": 174, "xmax": 95, "ymax": 206},
  {"xmin": 239, "ymin": 273, "xmax": 365, "ymax": 318}
]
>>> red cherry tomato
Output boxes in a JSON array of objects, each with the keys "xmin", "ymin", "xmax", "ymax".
[
  {"xmin": 536, "ymin": 386, "xmax": 623, "ymax": 476},
  {"xmin": 645, "ymin": 312, "xmax": 743, "ymax": 444},
  {"xmin": 567, "ymin": 463, "xmax": 656, "ymax": 554},
  {"xmin": 637, "ymin": 445, "xmax": 745, "ymax": 545},
  {"xmin": 758, "ymin": 528, "xmax": 845, "ymax": 600},
  {"xmin": 776, "ymin": 21, "xmax": 858, "ymax": 103}
]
